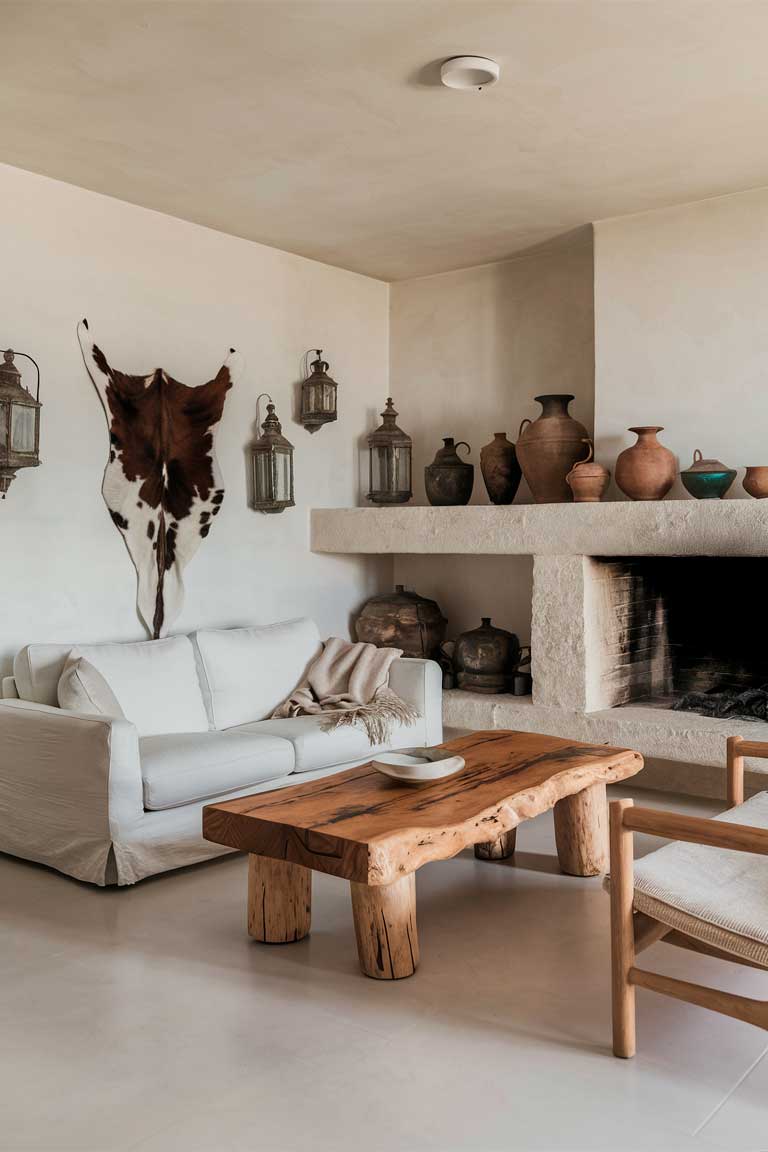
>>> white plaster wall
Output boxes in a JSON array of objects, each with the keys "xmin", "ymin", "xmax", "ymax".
[
  {"xmin": 0, "ymin": 164, "xmax": 391, "ymax": 675},
  {"xmin": 594, "ymin": 187, "xmax": 768, "ymax": 498},
  {"xmin": 389, "ymin": 234, "xmax": 595, "ymax": 645}
]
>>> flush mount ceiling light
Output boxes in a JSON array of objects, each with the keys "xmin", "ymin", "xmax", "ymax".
[{"xmin": 440, "ymin": 56, "xmax": 500, "ymax": 91}]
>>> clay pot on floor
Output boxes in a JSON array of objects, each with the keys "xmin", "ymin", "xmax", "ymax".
[
  {"xmin": 453, "ymin": 617, "xmax": 521, "ymax": 694},
  {"xmin": 743, "ymin": 467, "xmax": 768, "ymax": 499},
  {"xmin": 566, "ymin": 441, "xmax": 610, "ymax": 502},
  {"xmin": 355, "ymin": 585, "xmax": 447, "ymax": 659},
  {"xmin": 424, "ymin": 438, "xmax": 474, "ymax": 506},
  {"xmin": 516, "ymin": 394, "xmax": 590, "ymax": 503},
  {"xmin": 615, "ymin": 426, "xmax": 676, "ymax": 501},
  {"xmin": 480, "ymin": 432, "xmax": 522, "ymax": 505}
]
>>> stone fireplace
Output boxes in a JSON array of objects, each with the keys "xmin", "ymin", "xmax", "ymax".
[{"xmin": 312, "ymin": 502, "xmax": 768, "ymax": 796}]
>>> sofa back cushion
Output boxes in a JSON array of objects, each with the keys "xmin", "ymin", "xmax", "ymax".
[
  {"xmin": 66, "ymin": 636, "xmax": 209, "ymax": 737},
  {"xmin": 14, "ymin": 643, "xmax": 73, "ymax": 706},
  {"xmin": 194, "ymin": 618, "xmax": 322, "ymax": 730},
  {"xmin": 58, "ymin": 656, "xmax": 126, "ymax": 719}
]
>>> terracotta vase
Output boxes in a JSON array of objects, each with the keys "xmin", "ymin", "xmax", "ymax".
[
  {"xmin": 480, "ymin": 432, "xmax": 521, "ymax": 504},
  {"xmin": 516, "ymin": 394, "xmax": 590, "ymax": 503},
  {"xmin": 615, "ymin": 426, "xmax": 676, "ymax": 501},
  {"xmin": 566, "ymin": 441, "xmax": 610, "ymax": 503},
  {"xmin": 743, "ymin": 466, "xmax": 768, "ymax": 499}
]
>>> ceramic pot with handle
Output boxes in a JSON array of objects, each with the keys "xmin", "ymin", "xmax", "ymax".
[
  {"xmin": 424, "ymin": 438, "xmax": 474, "ymax": 506},
  {"xmin": 516, "ymin": 394, "xmax": 590, "ymax": 503},
  {"xmin": 566, "ymin": 441, "xmax": 611, "ymax": 503},
  {"xmin": 680, "ymin": 450, "xmax": 736, "ymax": 500}
]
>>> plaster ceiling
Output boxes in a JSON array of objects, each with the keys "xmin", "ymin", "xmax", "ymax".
[{"xmin": 3, "ymin": 0, "xmax": 768, "ymax": 281}]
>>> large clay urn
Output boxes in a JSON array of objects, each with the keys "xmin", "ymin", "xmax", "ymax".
[
  {"xmin": 480, "ymin": 432, "xmax": 522, "ymax": 504},
  {"xmin": 516, "ymin": 394, "xmax": 590, "ymax": 503},
  {"xmin": 354, "ymin": 585, "xmax": 447, "ymax": 659},
  {"xmin": 615, "ymin": 426, "xmax": 676, "ymax": 501}
]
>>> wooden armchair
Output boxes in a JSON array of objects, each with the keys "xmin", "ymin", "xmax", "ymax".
[{"xmin": 610, "ymin": 736, "xmax": 768, "ymax": 1058}]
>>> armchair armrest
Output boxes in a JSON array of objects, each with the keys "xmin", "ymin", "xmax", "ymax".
[
  {"xmin": 388, "ymin": 657, "xmax": 443, "ymax": 746},
  {"xmin": 0, "ymin": 700, "xmax": 142, "ymax": 884},
  {"xmin": 621, "ymin": 803, "xmax": 768, "ymax": 857}
]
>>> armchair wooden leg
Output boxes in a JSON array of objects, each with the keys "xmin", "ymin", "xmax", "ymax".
[{"xmin": 610, "ymin": 799, "xmax": 636, "ymax": 1058}]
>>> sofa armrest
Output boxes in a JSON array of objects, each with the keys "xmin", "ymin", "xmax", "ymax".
[
  {"xmin": 388, "ymin": 658, "xmax": 443, "ymax": 746},
  {"xmin": 0, "ymin": 700, "xmax": 142, "ymax": 884},
  {"xmin": 2, "ymin": 675, "xmax": 18, "ymax": 699}
]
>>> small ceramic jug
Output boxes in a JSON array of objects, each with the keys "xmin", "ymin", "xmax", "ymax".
[
  {"xmin": 424, "ymin": 438, "xmax": 474, "ymax": 506},
  {"xmin": 566, "ymin": 441, "xmax": 610, "ymax": 502}
]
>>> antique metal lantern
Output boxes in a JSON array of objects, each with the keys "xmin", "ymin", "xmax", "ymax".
[
  {"xmin": 367, "ymin": 397, "xmax": 412, "ymax": 504},
  {"xmin": 251, "ymin": 393, "xmax": 294, "ymax": 513},
  {"xmin": 300, "ymin": 349, "xmax": 338, "ymax": 433},
  {"xmin": 0, "ymin": 349, "xmax": 41, "ymax": 499}
]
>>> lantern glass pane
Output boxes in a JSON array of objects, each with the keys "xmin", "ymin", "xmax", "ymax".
[
  {"xmin": 0, "ymin": 403, "xmax": 7, "ymax": 447},
  {"xmin": 276, "ymin": 450, "xmax": 292, "ymax": 501},
  {"xmin": 372, "ymin": 445, "xmax": 410, "ymax": 496},
  {"xmin": 11, "ymin": 404, "xmax": 35, "ymax": 453},
  {"xmin": 253, "ymin": 451, "xmax": 272, "ymax": 502}
]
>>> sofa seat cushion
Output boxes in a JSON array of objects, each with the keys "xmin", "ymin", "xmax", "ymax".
[
  {"xmin": 139, "ymin": 731, "xmax": 295, "ymax": 811},
  {"xmin": 194, "ymin": 618, "xmax": 322, "ymax": 730},
  {"xmin": 241, "ymin": 712, "xmax": 427, "ymax": 774},
  {"xmin": 631, "ymin": 791, "xmax": 768, "ymax": 969}
]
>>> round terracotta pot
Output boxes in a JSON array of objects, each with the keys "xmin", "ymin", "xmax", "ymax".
[
  {"xmin": 516, "ymin": 394, "xmax": 590, "ymax": 503},
  {"xmin": 615, "ymin": 426, "xmax": 676, "ymax": 501},
  {"xmin": 480, "ymin": 432, "xmax": 522, "ymax": 504},
  {"xmin": 566, "ymin": 442, "xmax": 610, "ymax": 502},
  {"xmin": 743, "ymin": 466, "xmax": 768, "ymax": 499}
]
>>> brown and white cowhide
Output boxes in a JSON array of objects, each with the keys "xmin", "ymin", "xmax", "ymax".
[{"xmin": 78, "ymin": 320, "xmax": 240, "ymax": 639}]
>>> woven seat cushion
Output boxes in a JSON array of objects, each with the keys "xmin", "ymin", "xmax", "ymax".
[{"xmin": 631, "ymin": 791, "xmax": 768, "ymax": 968}]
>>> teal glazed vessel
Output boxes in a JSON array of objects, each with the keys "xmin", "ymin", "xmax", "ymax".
[{"xmin": 680, "ymin": 450, "xmax": 737, "ymax": 499}]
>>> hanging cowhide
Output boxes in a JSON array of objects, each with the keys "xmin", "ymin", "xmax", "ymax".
[{"xmin": 78, "ymin": 320, "xmax": 239, "ymax": 639}]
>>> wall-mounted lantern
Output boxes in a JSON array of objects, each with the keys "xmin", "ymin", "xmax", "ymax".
[
  {"xmin": 367, "ymin": 397, "xmax": 412, "ymax": 505},
  {"xmin": 300, "ymin": 349, "xmax": 338, "ymax": 433},
  {"xmin": 0, "ymin": 349, "xmax": 42, "ymax": 499},
  {"xmin": 251, "ymin": 393, "xmax": 295, "ymax": 513}
]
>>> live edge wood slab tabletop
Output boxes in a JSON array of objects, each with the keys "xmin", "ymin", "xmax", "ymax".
[{"xmin": 203, "ymin": 729, "xmax": 643, "ymax": 980}]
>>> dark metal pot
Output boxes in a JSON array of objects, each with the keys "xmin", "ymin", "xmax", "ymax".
[
  {"xmin": 354, "ymin": 585, "xmax": 447, "ymax": 659},
  {"xmin": 453, "ymin": 617, "xmax": 521, "ymax": 694},
  {"xmin": 425, "ymin": 438, "xmax": 474, "ymax": 506}
]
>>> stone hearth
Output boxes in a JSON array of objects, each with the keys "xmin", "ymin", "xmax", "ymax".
[{"xmin": 312, "ymin": 503, "xmax": 768, "ymax": 796}]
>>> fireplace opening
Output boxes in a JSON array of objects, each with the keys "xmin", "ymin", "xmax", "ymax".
[{"xmin": 594, "ymin": 557, "xmax": 768, "ymax": 716}]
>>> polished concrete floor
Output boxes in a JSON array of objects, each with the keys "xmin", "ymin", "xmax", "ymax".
[{"xmin": 1, "ymin": 785, "xmax": 766, "ymax": 1152}]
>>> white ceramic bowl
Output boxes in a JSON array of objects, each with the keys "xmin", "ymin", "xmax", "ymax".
[{"xmin": 371, "ymin": 747, "xmax": 466, "ymax": 785}]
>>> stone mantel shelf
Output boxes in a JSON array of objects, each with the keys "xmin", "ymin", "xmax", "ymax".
[{"xmin": 311, "ymin": 502, "xmax": 768, "ymax": 557}]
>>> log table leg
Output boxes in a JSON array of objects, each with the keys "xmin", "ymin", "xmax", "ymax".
[
  {"xmin": 350, "ymin": 873, "xmax": 419, "ymax": 980},
  {"xmin": 474, "ymin": 828, "xmax": 517, "ymax": 861},
  {"xmin": 553, "ymin": 781, "xmax": 609, "ymax": 876},
  {"xmin": 248, "ymin": 855, "xmax": 312, "ymax": 943}
]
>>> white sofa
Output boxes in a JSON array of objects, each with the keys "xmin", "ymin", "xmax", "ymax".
[{"xmin": 0, "ymin": 618, "xmax": 442, "ymax": 886}]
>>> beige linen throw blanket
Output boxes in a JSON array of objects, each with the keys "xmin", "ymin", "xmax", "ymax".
[{"xmin": 272, "ymin": 637, "xmax": 419, "ymax": 745}]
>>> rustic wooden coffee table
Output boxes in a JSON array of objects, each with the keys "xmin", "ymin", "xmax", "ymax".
[{"xmin": 203, "ymin": 730, "xmax": 642, "ymax": 979}]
